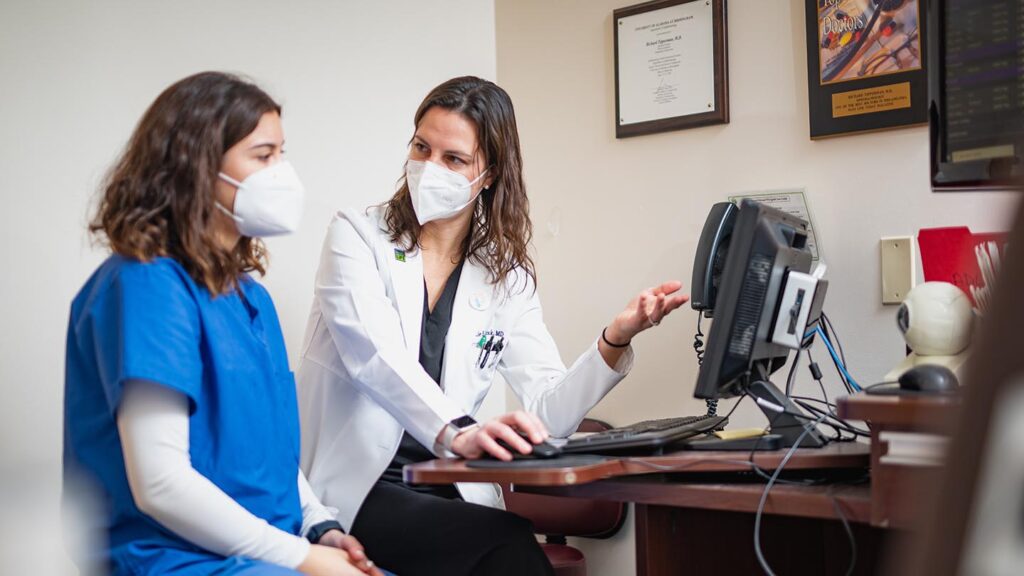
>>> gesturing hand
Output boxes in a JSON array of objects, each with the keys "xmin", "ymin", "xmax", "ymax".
[{"xmin": 604, "ymin": 280, "xmax": 689, "ymax": 346}]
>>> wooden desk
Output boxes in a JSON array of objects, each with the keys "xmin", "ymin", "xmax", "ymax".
[
  {"xmin": 837, "ymin": 394, "xmax": 960, "ymax": 433},
  {"xmin": 405, "ymin": 441, "xmax": 870, "ymax": 486},
  {"xmin": 837, "ymin": 394, "xmax": 961, "ymax": 529},
  {"xmin": 406, "ymin": 443, "xmax": 881, "ymax": 575},
  {"xmin": 523, "ymin": 476, "xmax": 871, "ymax": 524}
]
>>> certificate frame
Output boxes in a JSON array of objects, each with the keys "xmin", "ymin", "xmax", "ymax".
[{"xmin": 613, "ymin": 0, "xmax": 729, "ymax": 139}]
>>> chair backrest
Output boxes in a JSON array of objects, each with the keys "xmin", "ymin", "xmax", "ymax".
[{"xmin": 502, "ymin": 418, "xmax": 627, "ymax": 539}]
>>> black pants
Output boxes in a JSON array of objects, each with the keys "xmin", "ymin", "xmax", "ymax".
[{"xmin": 350, "ymin": 481, "xmax": 555, "ymax": 576}]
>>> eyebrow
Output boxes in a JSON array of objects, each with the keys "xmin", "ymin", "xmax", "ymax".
[
  {"xmin": 412, "ymin": 135, "xmax": 473, "ymax": 160},
  {"xmin": 247, "ymin": 142, "xmax": 279, "ymax": 151}
]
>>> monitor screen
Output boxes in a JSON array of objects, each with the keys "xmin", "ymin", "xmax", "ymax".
[
  {"xmin": 694, "ymin": 200, "xmax": 814, "ymax": 400},
  {"xmin": 930, "ymin": 0, "xmax": 1024, "ymax": 190}
]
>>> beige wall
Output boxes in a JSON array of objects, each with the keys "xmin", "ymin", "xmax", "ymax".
[{"xmin": 495, "ymin": 0, "xmax": 1018, "ymax": 574}]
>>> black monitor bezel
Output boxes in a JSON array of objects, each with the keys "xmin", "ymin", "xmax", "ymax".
[
  {"xmin": 693, "ymin": 200, "xmax": 813, "ymax": 400},
  {"xmin": 928, "ymin": 0, "xmax": 1024, "ymax": 191}
]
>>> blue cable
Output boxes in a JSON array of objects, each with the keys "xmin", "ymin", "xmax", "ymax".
[{"xmin": 814, "ymin": 325, "xmax": 862, "ymax": 391}]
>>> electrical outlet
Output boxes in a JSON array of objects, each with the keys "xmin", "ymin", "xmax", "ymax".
[{"xmin": 880, "ymin": 236, "xmax": 915, "ymax": 304}]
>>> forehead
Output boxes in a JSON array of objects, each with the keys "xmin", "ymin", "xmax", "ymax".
[
  {"xmin": 239, "ymin": 111, "xmax": 283, "ymax": 144},
  {"xmin": 415, "ymin": 107, "xmax": 478, "ymax": 154}
]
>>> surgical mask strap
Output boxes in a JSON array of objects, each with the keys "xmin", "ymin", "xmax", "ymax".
[
  {"xmin": 215, "ymin": 172, "xmax": 245, "ymax": 222},
  {"xmin": 468, "ymin": 168, "xmax": 489, "ymax": 189},
  {"xmin": 214, "ymin": 201, "xmax": 242, "ymax": 223},
  {"xmin": 218, "ymin": 172, "xmax": 244, "ymax": 188}
]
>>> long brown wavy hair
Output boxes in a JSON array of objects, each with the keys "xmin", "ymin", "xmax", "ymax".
[
  {"xmin": 382, "ymin": 76, "xmax": 536, "ymax": 293},
  {"xmin": 90, "ymin": 71, "xmax": 281, "ymax": 294}
]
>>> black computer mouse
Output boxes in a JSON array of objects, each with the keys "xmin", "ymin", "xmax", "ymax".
[
  {"xmin": 898, "ymin": 364, "xmax": 959, "ymax": 393},
  {"xmin": 493, "ymin": 434, "xmax": 562, "ymax": 459},
  {"xmin": 529, "ymin": 440, "xmax": 561, "ymax": 459}
]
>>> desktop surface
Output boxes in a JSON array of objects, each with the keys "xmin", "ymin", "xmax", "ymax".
[{"xmin": 403, "ymin": 442, "xmax": 870, "ymax": 487}]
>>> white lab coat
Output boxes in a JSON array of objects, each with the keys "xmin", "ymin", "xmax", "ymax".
[{"xmin": 296, "ymin": 206, "xmax": 634, "ymax": 529}]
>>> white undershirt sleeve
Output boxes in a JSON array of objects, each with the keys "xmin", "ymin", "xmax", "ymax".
[
  {"xmin": 117, "ymin": 379, "xmax": 311, "ymax": 569},
  {"xmin": 298, "ymin": 469, "xmax": 338, "ymax": 538}
]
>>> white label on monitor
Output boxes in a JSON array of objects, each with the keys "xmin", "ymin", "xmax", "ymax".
[
  {"xmin": 729, "ymin": 190, "xmax": 822, "ymax": 262},
  {"xmin": 770, "ymin": 271, "xmax": 817, "ymax": 350}
]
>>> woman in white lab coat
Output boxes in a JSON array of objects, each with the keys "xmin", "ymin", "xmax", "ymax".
[{"xmin": 296, "ymin": 76, "xmax": 688, "ymax": 576}]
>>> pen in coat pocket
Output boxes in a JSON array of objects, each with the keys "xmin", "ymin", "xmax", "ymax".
[
  {"xmin": 487, "ymin": 338, "xmax": 505, "ymax": 368},
  {"xmin": 478, "ymin": 335, "xmax": 494, "ymax": 368}
]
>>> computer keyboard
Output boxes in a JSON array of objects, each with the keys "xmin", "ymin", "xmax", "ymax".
[{"xmin": 561, "ymin": 414, "xmax": 727, "ymax": 454}]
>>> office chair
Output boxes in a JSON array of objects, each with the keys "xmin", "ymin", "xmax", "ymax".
[{"xmin": 501, "ymin": 419, "xmax": 627, "ymax": 576}]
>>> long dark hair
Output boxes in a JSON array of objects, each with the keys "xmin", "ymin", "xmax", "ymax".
[
  {"xmin": 90, "ymin": 71, "xmax": 281, "ymax": 294},
  {"xmin": 382, "ymin": 76, "xmax": 536, "ymax": 292}
]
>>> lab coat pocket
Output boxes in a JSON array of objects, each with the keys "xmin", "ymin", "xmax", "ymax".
[{"xmin": 470, "ymin": 331, "xmax": 506, "ymax": 382}]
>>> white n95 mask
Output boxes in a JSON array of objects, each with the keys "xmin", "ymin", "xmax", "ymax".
[
  {"xmin": 216, "ymin": 160, "xmax": 305, "ymax": 237},
  {"xmin": 406, "ymin": 160, "xmax": 488, "ymax": 225}
]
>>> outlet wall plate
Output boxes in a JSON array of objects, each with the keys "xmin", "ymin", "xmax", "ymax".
[{"xmin": 880, "ymin": 236, "xmax": 916, "ymax": 304}]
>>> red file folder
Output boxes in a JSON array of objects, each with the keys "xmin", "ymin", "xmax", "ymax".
[{"xmin": 917, "ymin": 227, "xmax": 1008, "ymax": 308}]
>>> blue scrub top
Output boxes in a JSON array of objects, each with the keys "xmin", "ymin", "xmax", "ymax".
[{"xmin": 64, "ymin": 255, "xmax": 303, "ymax": 575}]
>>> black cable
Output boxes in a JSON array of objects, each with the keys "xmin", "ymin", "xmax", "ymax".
[
  {"xmin": 823, "ymin": 422, "xmax": 851, "ymax": 442},
  {"xmin": 789, "ymin": 396, "xmax": 867, "ymax": 440},
  {"xmin": 793, "ymin": 400, "xmax": 869, "ymax": 437},
  {"xmin": 768, "ymin": 400, "xmax": 849, "ymax": 442},
  {"xmin": 743, "ymin": 399, "xmax": 816, "ymax": 485},
  {"xmin": 820, "ymin": 313, "xmax": 859, "ymax": 395},
  {"xmin": 802, "ymin": 351, "xmax": 851, "ymax": 439},
  {"xmin": 694, "ymin": 314, "xmax": 706, "ymax": 365},
  {"xmin": 694, "ymin": 314, "xmax": 717, "ymax": 416},
  {"xmin": 818, "ymin": 328, "xmax": 853, "ymax": 394},
  {"xmin": 689, "ymin": 392, "xmax": 808, "ymax": 486},
  {"xmin": 821, "ymin": 312, "xmax": 847, "ymax": 367},
  {"xmin": 784, "ymin": 348, "xmax": 802, "ymax": 396},
  {"xmin": 793, "ymin": 399, "xmax": 860, "ymax": 431},
  {"xmin": 783, "ymin": 397, "xmax": 844, "ymax": 441},
  {"xmin": 754, "ymin": 413, "xmax": 829, "ymax": 576},
  {"xmin": 789, "ymin": 395, "xmax": 837, "ymax": 411},
  {"xmin": 720, "ymin": 393, "xmax": 746, "ymax": 420},
  {"xmin": 804, "ymin": 346, "xmax": 869, "ymax": 438},
  {"xmin": 862, "ymin": 380, "xmax": 901, "ymax": 393},
  {"xmin": 806, "ymin": 350, "xmax": 831, "ymax": 405},
  {"xmin": 749, "ymin": 395, "xmax": 864, "ymax": 442},
  {"xmin": 796, "ymin": 414, "xmax": 857, "ymax": 441}
]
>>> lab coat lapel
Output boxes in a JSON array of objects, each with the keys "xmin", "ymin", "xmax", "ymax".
[{"xmin": 387, "ymin": 245, "xmax": 424, "ymax": 354}]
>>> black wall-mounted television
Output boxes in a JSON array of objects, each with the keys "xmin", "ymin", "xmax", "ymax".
[{"xmin": 929, "ymin": 0, "xmax": 1024, "ymax": 191}]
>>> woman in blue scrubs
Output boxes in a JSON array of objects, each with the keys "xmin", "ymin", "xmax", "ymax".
[{"xmin": 63, "ymin": 72, "xmax": 384, "ymax": 576}]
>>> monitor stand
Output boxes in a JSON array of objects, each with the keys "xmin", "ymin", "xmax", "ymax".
[{"xmin": 687, "ymin": 380, "xmax": 829, "ymax": 451}]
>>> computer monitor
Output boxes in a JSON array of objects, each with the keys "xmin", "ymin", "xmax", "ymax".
[
  {"xmin": 693, "ymin": 199, "xmax": 828, "ymax": 448},
  {"xmin": 928, "ymin": 0, "xmax": 1024, "ymax": 191}
]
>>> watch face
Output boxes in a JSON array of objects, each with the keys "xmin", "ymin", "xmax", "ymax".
[{"xmin": 451, "ymin": 415, "xmax": 478, "ymax": 428}]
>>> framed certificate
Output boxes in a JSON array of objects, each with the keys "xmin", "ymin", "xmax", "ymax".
[{"xmin": 614, "ymin": 0, "xmax": 729, "ymax": 138}]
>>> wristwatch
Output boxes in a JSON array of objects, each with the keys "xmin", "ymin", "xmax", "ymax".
[
  {"xmin": 434, "ymin": 415, "xmax": 479, "ymax": 454},
  {"xmin": 305, "ymin": 519, "xmax": 343, "ymax": 543}
]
